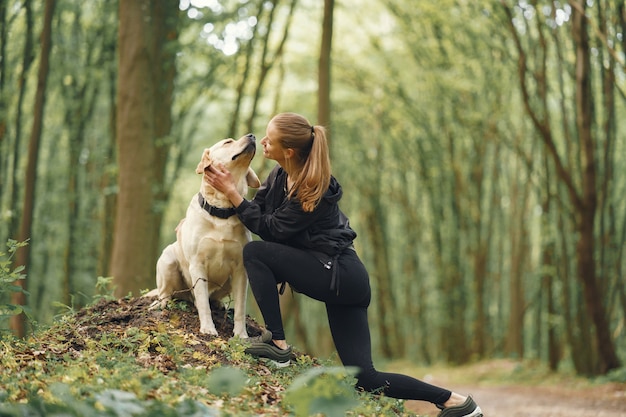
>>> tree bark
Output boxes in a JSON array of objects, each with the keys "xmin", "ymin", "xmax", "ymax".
[
  {"xmin": 10, "ymin": 0, "xmax": 56, "ymax": 337},
  {"xmin": 571, "ymin": 0, "xmax": 620, "ymax": 373},
  {"xmin": 111, "ymin": 0, "xmax": 177, "ymax": 297},
  {"xmin": 317, "ymin": 0, "xmax": 333, "ymax": 138},
  {"xmin": 0, "ymin": 0, "xmax": 8, "ymax": 211},
  {"xmin": 7, "ymin": 0, "xmax": 33, "ymax": 243},
  {"xmin": 502, "ymin": 0, "xmax": 621, "ymax": 374}
]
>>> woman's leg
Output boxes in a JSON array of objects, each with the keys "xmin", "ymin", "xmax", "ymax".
[
  {"xmin": 244, "ymin": 242, "xmax": 453, "ymax": 404},
  {"xmin": 326, "ymin": 250, "xmax": 452, "ymax": 403},
  {"xmin": 326, "ymin": 302, "xmax": 451, "ymax": 404},
  {"xmin": 243, "ymin": 241, "xmax": 342, "ymax": 340}
]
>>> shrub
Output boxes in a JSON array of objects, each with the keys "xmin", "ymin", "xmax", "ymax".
[{"xmin": 0, "ymin": 239, "xmax": 30, "ymax": 336}]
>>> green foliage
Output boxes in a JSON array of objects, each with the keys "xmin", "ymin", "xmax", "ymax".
[
  {"xmin": 0, "ymin": 383, "xmax": 219, "ymax": 417},
  {"xmin": 595, "ymin": 367, "xmax": 626, "ymax": 384},
  {"xmin": 284, "ymin": 366, "xmax": 360, "ymax": 417},
  {"xmin": 0, "ymin": 239, "xmax": 31, "ymax": 334},
  {"xmin": 205, "ymin": 365, "xmax": 247, "ymax": 397},
  {"xmin": 0, "ymin": 295, "xmax": 420, "ymax": 417},
  {"xmin": 94, "ymin": 276, "xmax": 118, "ymax": 302}
]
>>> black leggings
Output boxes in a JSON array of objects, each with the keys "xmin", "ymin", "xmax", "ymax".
[{"xmin": 243, "ymin": 240, "xmax": 452, "ymax": 404}]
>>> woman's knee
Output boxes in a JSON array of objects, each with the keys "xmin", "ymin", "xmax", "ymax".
[{"xmin": 243, "ymin": 240, "xmax": 265, "ymax": 260}]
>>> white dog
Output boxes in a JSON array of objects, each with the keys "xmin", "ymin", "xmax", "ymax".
[{"xmin": 152, "ymin": 134, "xmax": 260, "ymax": 337}]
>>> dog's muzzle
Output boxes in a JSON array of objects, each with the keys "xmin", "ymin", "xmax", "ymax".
[{"xmin": 233, "ymin": 134, "xmax": 256, "ymax": 160}]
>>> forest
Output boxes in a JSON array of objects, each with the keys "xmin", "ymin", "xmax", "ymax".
[{"xmin": 1, "ymin": 0, "xmax": 625, "ymax": 381}]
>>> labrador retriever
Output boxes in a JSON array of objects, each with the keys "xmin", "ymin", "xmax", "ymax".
[{"xmin": 152, "ymin": 133, "xmax": 260, "ymax": 338}]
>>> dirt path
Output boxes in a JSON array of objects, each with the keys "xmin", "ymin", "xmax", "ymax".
[{"xmin": 405, "ymin": 381, "xmax": 626, "ymax": 416}]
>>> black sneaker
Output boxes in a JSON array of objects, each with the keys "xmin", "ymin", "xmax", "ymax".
[
  {"xmin": 244, "ymin": 341, "xmax": 292, "ymax": 368},
  {"xmin": 438, "ymin": 396, "xmax": 482, "ymax": 417}
]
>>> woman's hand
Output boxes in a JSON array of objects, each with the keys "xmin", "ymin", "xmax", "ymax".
[{"xmin": 204, "ymin": 164, "xmax": 244, "ymax": 207}]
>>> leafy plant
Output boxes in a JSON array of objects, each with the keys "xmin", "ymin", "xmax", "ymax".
[
  {"xmin": 205, "ymin": 365, "xmax": 248, "ymax": 396},
  {"xmin": 0, "ymin": 295, "xmax": 418, "ymax": 417},
  {"xmin": 0, "ymin": 239, "xmax": 31, "ymax": 335},
  {"xmin": 284, "ymin": 366, "xmax": 360, "ymax": 417},
  {"xmin": 93, "ymin": 276, "xmax": 117, "ymax": 302},
  {"xmin": 0, "ymin": 383, "xmax": 220, "ymax": 417}
]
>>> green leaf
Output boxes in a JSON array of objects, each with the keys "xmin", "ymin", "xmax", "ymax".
[
  {"xmin": 285, "ymin": 367, "xmax": 359, "ymax": 417},
  {"xmin": 94, "ymin": 390, "xmax": 146, "ymax": 417},
  {"xmin": 309, "ymin": 395, "xmax": 360, "ymax": 416},
  {"xmin": 205, "ymin": 365, "xmax": 247, "ymax": 396}
]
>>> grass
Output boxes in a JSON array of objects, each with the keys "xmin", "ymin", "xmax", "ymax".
[
  {"xmin": 2, "ymin": 297, "xmax": 624, "ymax": 416},
  {"xmin": 0, "ymin": 296, "xmax": 413, "ymax": 417}
]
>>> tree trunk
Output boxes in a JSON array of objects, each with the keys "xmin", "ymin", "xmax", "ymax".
[
  {"xmin": 0, "ymin": 0, "xmax": 8, "ymax": 214},
  {"xmin": 505, "ymin": 158, "xmax": 530, "ymax": 358},
  {"xmin": 99, "ymin": 40, "xmax": 118, "ymax": 279},
  {"xmin": 571, "ymin": 0, "xmax": 620, "ymax": 373},
  {"xmin": 7, "ymin": 0, "xmax": 33, "ymax": 242},
  {"xmin": 245, "ymin": 0, "xmax": 297, "ymax": 135},
  {"xmin": 10, "ymin": 0, "xmax": 56, "ymax": 337},
  {"xmin": 111, "ymin": 0, "xmax": 177, "ymax": 297},
  {"xmin": 317, "ymin": 0, "xmax": 333, "ymax": 139},
  {"xmin": 502, "ymin": 0, "xmax": 621, "ymax": 374}
]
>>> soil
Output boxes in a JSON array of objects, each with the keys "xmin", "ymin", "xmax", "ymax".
[{"xmin": 404, "ymin": 369, "xmax": 626, "ymax": 417}]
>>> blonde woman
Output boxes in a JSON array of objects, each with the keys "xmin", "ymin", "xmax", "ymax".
[{"xmin": 206, "ymin": 112, "xmax": 482, "ymax": 417}]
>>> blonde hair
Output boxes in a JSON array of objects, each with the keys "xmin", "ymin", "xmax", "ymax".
[{"xmin": 270, "ymin": 112, "xmax": 331, "ymax": 212}]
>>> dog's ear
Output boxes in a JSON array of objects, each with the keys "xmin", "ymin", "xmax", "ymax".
[
  {"xmin": 246, "ymin": 168, "xmax": 261, "ymax": 188},
  {"xmin": 196, "ymin": 149, "xmax": 211, "ymax": 174}
]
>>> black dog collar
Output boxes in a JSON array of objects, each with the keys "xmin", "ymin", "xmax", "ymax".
[{"xmin": 197, "ymin": 193, "xmax": 237, "ymax": 219}]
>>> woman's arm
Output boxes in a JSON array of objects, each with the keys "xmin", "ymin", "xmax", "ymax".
[
  {"xmin": 204, "ymin": 164, "xmax": 244, "ymax": 208},
  {"xmin": 206, "ymin": 163, "xmax": 322, "ymax": 242}
]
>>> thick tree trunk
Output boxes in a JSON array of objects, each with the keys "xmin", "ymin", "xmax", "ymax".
[
  {"xmin": 571, "ymin": 0, "xmax": 620, "ymax": 373},
  {"xmin": 111, "ymin": 0, "xmax": 177, "ymax": 297}
]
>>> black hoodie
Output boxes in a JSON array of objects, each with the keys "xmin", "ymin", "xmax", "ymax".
[{"xmin": 235, "ymin": 165, "xmax": 357, "ymax": 257}]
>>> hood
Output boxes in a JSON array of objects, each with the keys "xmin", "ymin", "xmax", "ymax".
[{"xmin": 323, "ymin": 176, "xmax": 343, "ymax": 204}]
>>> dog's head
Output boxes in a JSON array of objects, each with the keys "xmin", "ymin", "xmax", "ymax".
[{"xmin": 196, "ymin": 134, "xmax": 261, "ymax": 200}]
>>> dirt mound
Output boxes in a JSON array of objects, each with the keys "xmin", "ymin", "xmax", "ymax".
[
  {"xmin": 72, "ymin": 296, "xmax": 266, "ymax": 342},
  {"xmin": 25, "ymin": 296, "xmax": 272, "ymax": 374}
]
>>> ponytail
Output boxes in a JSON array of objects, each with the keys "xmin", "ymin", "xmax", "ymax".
[{"xmin": 270, "ymin": 113, "xmax": 331, "ymax": 212}]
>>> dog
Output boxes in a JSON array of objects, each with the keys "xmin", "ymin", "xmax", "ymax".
[{"xmin": 151, "ymin": 133, "xmax": 260, "ymax": 338}]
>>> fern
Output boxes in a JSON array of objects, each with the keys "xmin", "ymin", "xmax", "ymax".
[{"xmin": 0, "ymin": 239, "xmax": 31, "ymax": 335}]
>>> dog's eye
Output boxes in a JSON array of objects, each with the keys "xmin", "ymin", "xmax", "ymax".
[{"xmin": 225, "ymin": 139, "xmax": 234, "ymax": 144}]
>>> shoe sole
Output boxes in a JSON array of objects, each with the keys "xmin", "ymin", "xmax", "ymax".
[
  {"xmin": 245, "ymin": 343, "xmax": 292, "ymax": 364},
  {"xmin": 442, "ymin": 407, "xmax": 482, "ymax": 417},
  {"xmin": 439, "ymin": 402, "xmax": 482, "ymax": 417},
  {"xmin": 466, "ymin": 407, "xmax": 482, "ymax": 417},
  {"xmin": 261, "ymin": 358, "xmax": 291, "ymax": 368}
]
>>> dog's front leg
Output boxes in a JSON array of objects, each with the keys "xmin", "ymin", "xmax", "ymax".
[
  {"xmin": 189, "ymin": 265, "xmax": 218, "ymax": 336},
  {"xmin": 231, "ymin": 264, "xmax": 249, "ymax": 339}
]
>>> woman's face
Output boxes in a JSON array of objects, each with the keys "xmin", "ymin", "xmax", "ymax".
[{"xmin": 260, "ymin": 121, "xmax": 287, "ymax": 164}]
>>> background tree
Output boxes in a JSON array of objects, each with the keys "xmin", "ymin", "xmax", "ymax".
[
  {"xmin": 500, "ymin": 0, "xmax": 622, "ymax": 374},
  {"xmin": 317, "ymin": 0, "xmax": 333, "ymax": 135},
  {"xmin": 10, "ymin": 0, "xmax": 56, "ymax": 337},
  {"xmin": 1, "ymin": 0, "xmax": 624, "ymax": 378},
  {"xmin": 110, "ymin": 0, "xmax": 178, "ymax": 297}
]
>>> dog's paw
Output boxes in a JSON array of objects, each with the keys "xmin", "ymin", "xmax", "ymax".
[
  {"xmin": 148, "ymin": 298, "xmax": 168, "ymax": 311},
  {"xmin": 233, "ymin": 324, "xmax": 249, "ymax": 339},
  {"xmin": 233, "ymin": 331, "xmax": 249, "ymax": 339},
  {"xmin": 199, "ymin": 325, "xmax": 219, "ymax": 336}
]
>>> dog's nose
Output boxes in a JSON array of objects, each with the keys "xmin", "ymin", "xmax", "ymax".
[{"xmin": 246, "ymin": 133, "xmax": 256, "ymax": 141}]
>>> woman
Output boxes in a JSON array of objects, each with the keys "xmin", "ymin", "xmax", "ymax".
[{"xmin": 205, "ymin": 112, "xmax": 483, "ymax": 417}]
